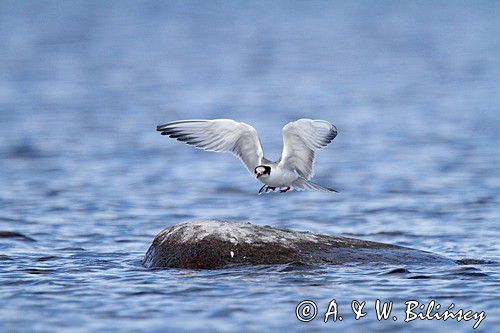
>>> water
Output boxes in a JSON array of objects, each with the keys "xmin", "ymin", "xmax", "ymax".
[{"xmin": 0, "ymin": 1, "xmax": 499, "ymax": 331}]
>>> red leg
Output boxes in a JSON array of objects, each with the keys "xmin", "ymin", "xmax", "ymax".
[{"xmin": 280, "ymin": 186, "xmax": 291, "ymax": 193}]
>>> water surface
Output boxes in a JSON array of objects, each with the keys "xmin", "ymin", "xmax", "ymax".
[{"xmin": 0, "ymin": 1, "xmax": 499, "ymax": 331}]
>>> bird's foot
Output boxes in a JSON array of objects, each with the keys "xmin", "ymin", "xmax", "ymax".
[
  {"xmin": 258, "ymin": 185, "xmax": 266, "ymax": 194},
  {"xmin": 258, "ymin": 186, "xmax": 276, "ymax": 194},
  {"xmin": 280, "ymin": 186, "xmax": 291, "ymax": 193}
]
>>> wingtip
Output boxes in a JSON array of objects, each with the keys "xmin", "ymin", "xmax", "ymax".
[
  {"xmin": 157, "ymin": 123, "xmax": 177, "ymax": 132},
  {"xmin": 325, "ymin": 185, "xmax": 339, "ymax": 193}
]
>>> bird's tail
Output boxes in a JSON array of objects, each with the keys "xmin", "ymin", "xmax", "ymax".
[{"xmin": 292, "ymin": 178, "xmax": 338, "ymax": 193}]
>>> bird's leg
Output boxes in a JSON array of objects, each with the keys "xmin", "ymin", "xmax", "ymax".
[
  {"xmin": 259, "ymin": 186, "xmax": 278, "ymax": 194},
  {"xmin": 280, "ymin": 186, "xmax": 291, "ymax": 193}
]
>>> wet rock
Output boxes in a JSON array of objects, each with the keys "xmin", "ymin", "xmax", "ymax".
[{"xmin": 143, "ymin": 220, "xmax": 453, "ymax": 269}]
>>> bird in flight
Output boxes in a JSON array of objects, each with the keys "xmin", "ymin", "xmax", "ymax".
[{"xmin": 156, "ymin": 119, "xmax": 338, "ymax": 194}]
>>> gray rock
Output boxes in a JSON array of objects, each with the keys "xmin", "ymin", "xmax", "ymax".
[{"xmin": 143, "ymin": 220, "xmax": 452, "ymax": 269}]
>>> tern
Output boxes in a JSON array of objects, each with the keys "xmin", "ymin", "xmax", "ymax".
[{"xmin": 156, "ymin": 119, "xmax": 338, "ymax": 194}]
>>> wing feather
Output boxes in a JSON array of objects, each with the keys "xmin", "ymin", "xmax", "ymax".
[
  {"xmin": 157, "ymin": 119, "xmax": 264, "ymax": 174},
  {"xmin": 279, "ymin": 119, "xmax": 337, "ymax": 179}
]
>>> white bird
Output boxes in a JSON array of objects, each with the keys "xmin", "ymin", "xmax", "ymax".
[{"xmin": 156, "ymin": 119, "xmax": 338, "ymax": 194}]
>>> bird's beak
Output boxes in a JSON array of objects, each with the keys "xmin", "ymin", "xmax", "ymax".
[{"xmin": 256, "ymin": 173, "xmax": 262, "ymax": 179}]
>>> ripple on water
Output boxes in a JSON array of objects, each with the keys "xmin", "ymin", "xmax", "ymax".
[
  {"xmin": 0, "ymin": 1, "xmax": 498, "ymax": 332},
  {"xmin": 0, "ymin": 231, "xmax": 36, "ymax": 242}
]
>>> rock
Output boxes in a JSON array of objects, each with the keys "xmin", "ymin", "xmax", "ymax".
[{"xmin": 143, "ymin": 220, "xmax": 453, "ymax": 269}]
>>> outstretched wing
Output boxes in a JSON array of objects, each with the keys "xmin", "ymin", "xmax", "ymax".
[
  {"xmin": 278, "ymin": 119, "xmax": 337, "ymax": 179},
  {"xmin": 157, "ymin": 119, "xmax": 264, "ymax": 174}
]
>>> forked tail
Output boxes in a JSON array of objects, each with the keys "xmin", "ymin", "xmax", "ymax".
[{"xmin": 292, "ymin": 178, "xmax": 338, "ymax": 193}]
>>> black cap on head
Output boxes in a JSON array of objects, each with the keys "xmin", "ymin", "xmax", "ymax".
[{"xmin": 255, "ymin": 165, "xmax": 271, "ymax": 175}]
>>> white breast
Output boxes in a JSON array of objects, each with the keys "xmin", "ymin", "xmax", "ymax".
[{"xmin": 258, "ymin": 165, "xmax": 299, "ymax": 187}]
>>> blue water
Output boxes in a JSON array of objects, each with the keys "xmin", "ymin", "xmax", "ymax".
[{"xmin": 0, "ymin": 1, "xmax": 499, "ymax": 332}]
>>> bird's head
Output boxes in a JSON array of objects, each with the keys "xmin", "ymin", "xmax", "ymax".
[{"xmin": 254, "ymin": 165, "xmax": 271, "ymax": 179}]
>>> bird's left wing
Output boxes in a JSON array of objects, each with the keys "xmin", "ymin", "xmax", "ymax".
[
  {"xmin": 278, "ymin": 119, "xmax": 337, "ymax": 179},
  {"xmin": 157, "ymin": 119, "xmax": 264, "ymax": 174}
]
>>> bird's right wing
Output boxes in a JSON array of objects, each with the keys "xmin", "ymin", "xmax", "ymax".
[
  {"xmin": 157, "ymin": 119, "xmax": 264, "ymax": 174},
  {"xmin": 278, "ymin": 119, "xmax": 337, "ymax": 179}
]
